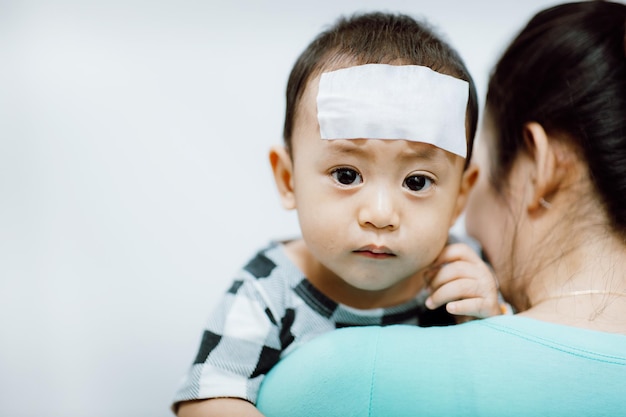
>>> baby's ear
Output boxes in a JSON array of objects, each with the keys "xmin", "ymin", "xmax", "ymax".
[
  {"xmin": 269, "ymin": 145, "xmax": 296, "ymax": 210},
  {"xmin": 451, "ymin": 162, "xmax": 479, "ymax": 226}
]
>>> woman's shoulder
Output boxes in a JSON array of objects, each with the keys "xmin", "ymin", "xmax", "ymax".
[
  {"xmin": 257, "ymin": 317, "xmax": 626, "ymax": 417},
  {"xmin": 268, "ymin": 315, "xmax": 626, "ymax": 367}
]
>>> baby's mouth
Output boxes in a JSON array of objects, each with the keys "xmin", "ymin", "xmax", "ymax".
[{"xmin": 353, "ymin": 245, "xmax": 396, "ymax": 258}]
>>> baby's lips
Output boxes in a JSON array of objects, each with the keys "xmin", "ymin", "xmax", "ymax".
[{"xmin": 354, "ymin": 244, "xmax": 394, "ymax": 255}]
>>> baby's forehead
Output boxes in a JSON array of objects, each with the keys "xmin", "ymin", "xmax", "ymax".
[
  {"xmin": 304, "ymin": 64, "xmax": 469, "ymax": 159},
  {"xmin": 322, "ymin": 137, "xmax": 459, "ymax": 165}
]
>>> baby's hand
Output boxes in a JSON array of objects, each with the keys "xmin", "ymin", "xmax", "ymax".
[{"xmin": 424, "ymin": 243, "xmax": 502, "ymax": 321}]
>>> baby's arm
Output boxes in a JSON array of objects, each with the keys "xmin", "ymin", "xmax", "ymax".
[
  {"xmin": 172, "ymin": 268, "xmax": 285, "ymax": 415},
  {"xmin": 424, "ymin": 242, "xmax": 504, "ymax": 320},
  {"xmin": 177, "ymin": 398, "xmax": 265, "ymax": 417}
]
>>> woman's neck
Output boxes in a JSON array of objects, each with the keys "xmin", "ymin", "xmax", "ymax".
[{"xmin": 521, "ymin": 232, "xmax": 626, "ymax": 334}]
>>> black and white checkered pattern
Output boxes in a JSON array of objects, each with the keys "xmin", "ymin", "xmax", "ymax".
[{"xmin": 172, "ymin": 241, "xmax": 454, "ymax": 406}]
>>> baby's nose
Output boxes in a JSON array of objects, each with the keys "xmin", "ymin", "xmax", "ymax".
[{"xmin": 357, "ymin": 185, "xmax": 399, "ymax": 230}]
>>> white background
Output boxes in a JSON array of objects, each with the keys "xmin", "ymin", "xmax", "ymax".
[{"xmin": 1, "ymin": 1, "xmax": 563, "ymax": 416}]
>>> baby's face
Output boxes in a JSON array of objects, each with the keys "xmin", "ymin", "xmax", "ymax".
[{"xmin": 289, "ymin": 74, "xmax": 467, "ymax": 295}]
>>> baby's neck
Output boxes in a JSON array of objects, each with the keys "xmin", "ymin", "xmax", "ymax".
[
  {"xmin": 282, "ymin": 239, "xmax": 425, "ymax": 309},
  {"xmin": 312, "ymin": 271, "xmax": 425, "ymax": 310}
]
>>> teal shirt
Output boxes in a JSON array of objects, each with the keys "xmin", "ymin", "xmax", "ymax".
[{"xmin": 257, "ymin": 316, "xmax": 626, "ymax": 416}]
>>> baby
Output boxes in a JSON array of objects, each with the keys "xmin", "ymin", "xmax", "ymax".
[{"xmin": 173, "ymin": 11, "xmax": 502, "ymax": 417}]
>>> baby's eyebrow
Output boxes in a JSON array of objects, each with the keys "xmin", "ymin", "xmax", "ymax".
[
  {"xmin": 323, "ymin": 139, "xmax": 455, "ymax": 165},
  {"xmin": 401, "ymin": 143, "xmax": 462, "ymax": 167},
  {"xmin": 398, "ymin": 145, "xmax": 440, "ymax": 160},
  {"xmin": 324, "ymin": 139, "xmax": 367, "ymax": 156}
]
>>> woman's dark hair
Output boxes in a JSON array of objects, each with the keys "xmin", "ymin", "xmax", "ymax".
[
  {"xmin": 486, "ymin": 0, "xmax": 626, "ymax": 236},
  {"xmin": 283, "ymin": 12, "xmax": 478, "ymax": 167}
]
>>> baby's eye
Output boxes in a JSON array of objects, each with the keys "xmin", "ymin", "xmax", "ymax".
[
  {"xmin": 331, "ymin": 168, "xmax": 363, "ymax": 186},
  {"xmin": 403, "ymin": 175, "xmax": 433, "ymax": 192}
]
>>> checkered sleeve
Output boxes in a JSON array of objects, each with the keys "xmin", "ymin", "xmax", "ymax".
[{"xmin": 172, "ymin": 250, "xmax": 289, "ymax": 407}]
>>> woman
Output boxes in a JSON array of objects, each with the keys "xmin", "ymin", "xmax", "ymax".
[{"xmin": 255, "ymin": 2, "xmax": 626, "ymax": 415}]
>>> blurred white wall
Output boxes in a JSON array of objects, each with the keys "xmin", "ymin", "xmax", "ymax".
[{"xmin": 0, "ymin": 1, "xmax": 562, "ymax": 416}]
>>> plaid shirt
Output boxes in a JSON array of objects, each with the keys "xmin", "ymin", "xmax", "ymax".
[{"xmin": 172, "ymin": 241, "xmax": 453, "ymax": 406}]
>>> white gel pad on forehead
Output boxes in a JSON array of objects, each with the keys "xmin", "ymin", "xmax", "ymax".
[{"xmin": 317, "ymin": 63, "xmax": 469, "ymax": 158}]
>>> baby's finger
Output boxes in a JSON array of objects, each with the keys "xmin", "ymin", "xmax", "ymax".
[
  {"xmin": 446, "ymin": 297, "xmax": 502, "ymax": 319},
  {"xmin": 426, "ymin": 276, "xmax": 482, "ymax": 310},
  {"xmin": 432, "ymin": 242, "xmax": 485, "ymax": 268},
  {"xmin": 427, "ymin": 260, "xmax": 486, "ymax": 292}
]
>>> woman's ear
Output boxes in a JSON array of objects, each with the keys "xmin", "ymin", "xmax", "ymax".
[
  {"xmin": 269, "ymin": 145, "xmax": 296, "ymax": 210},
  {"xmin": 523, "ymin": 122, "xmax": 568, "ymax": 213},
  {"xmin": 450, "ymin": 162, "xmax": 479, "ymax": 227}
]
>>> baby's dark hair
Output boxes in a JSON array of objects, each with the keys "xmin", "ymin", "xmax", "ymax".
[
  {"xmin": 486, "ymin": 0, "xmax": 626, "ymax": 237},
  {"xmin": 283, "ymin": 12, "xmax": 478, "ymax": 167}
]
